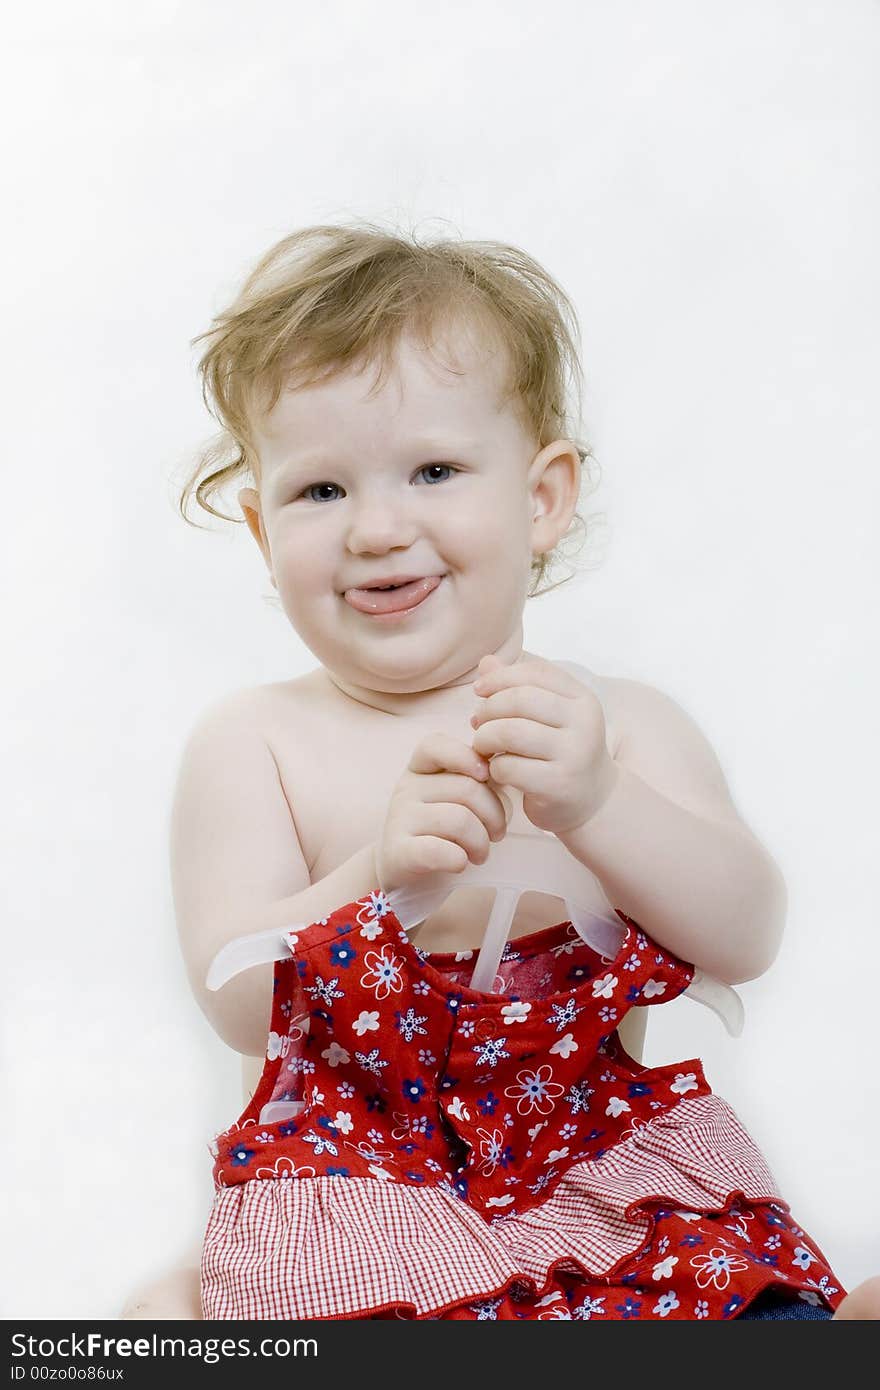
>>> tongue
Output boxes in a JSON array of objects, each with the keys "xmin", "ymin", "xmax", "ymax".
[{"xmin": 345, "ymin": 576, "xmax": 442, "ymax": 614}]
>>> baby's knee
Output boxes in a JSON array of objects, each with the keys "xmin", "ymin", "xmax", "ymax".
[{"xmin": 119, "ymin": 1264, "xmax": 203, "ymax": 1321}]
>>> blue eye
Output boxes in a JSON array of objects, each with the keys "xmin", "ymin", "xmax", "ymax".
[
  {"xmin": 299, "ymin": 464, "xmax": 459, "ymax": 503},
  {"xmin": 416, "ymin": 463, "xmax": 457, "ymax": 485}
]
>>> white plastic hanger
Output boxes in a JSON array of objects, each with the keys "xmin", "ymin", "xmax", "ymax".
[{"xmin": 206, "ymin": 824, "xmax": 743, "ymax": 1036}]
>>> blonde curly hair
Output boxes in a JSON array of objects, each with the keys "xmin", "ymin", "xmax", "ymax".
[{"xmin": 180, "ymin": 221, "xmax": 603, "ymax": 596}]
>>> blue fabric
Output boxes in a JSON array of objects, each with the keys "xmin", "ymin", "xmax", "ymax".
[{"xmin": 736, "ymin": 1288, "xmax": 833, "ymax": 1320}]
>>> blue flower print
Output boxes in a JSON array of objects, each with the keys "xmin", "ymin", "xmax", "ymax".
[
  {"xmin": 278, "ymin": 1122, "xmax": 298, "ymax": 1138},
  {"xmin": 364, "ymin": 1092, "xmax": 387, "ymax": 1113},
  {"xmin": 326, "ymin": 1166, "xmax": 350, "ymax": 1178},
  {"xmin": 453, "ymin": 1177, "xmax": 469, "ymax": 1200},
  {"xmin": 679, "ymin": 1234, "xmax": 704, "ymax": 1248},
  {"xmin": 616, "ymin": 1297, "xmax": 642, "ymax": 1319},
  {"xmin": 440, "ymin": 1074, "xmax": 459, "ymax": 1092},
  {"xmin": 628, "ymin": 1082, "xmax": 652, "ymax": 1098},
  {"xmin": 405, "ymin": 1171, "xmax": 425, "ymax": 1183},
  {"xmin": 723, "ymin": 1295, "xmax": 745, "ymax": 1317},
  {"xmin": 403, "ymin": 1077, "xmax": 426, "ymax": 1104},
  {"xmin": 626, "ymin": 985, "xmax": 642, "ymax": 1003},
  {"xmin": 477, "ymin": 1092, "xmax": 499, "ymax": 1116},
  {"xmin": 230, "ymin": 1144, "xmax": 254, "ymax": 1167},
  {"xmin": 445, "ymin": 992, "xmax": 463, "ymax": 1015},
  {"xmin": 330, "ymin": 942, "xmax": 357, "ymax": 969}
]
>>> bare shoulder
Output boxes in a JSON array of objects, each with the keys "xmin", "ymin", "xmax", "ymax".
[{"xmin": 598, "ymin": 674, "xmax": 747, "ymax": 827}]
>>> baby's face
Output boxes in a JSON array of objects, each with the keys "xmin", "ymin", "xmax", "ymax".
[{"xmin": 244, "ymin": 320, "xmax": 560, "ymax": 695}]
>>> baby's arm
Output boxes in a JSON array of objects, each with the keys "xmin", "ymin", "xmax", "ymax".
[
  {"xmin": 561, "ymin": 677, "xmax": 788, "ymax": 985},
  {"xmin": 170, "ymin": 690, "xmax": 378, "ymax": 1056}
]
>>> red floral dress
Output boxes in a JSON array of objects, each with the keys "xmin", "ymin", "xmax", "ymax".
[{"xmin": 201, "ymin": 889, "xmax": 845, "ymax": 1320}]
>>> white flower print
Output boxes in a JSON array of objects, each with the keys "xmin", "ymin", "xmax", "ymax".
[
  {"xmin": 546, "ymin": 1147, "xmax": 569, "ymax": 1163},
  {"xmin": 559, "ymin": 1122, "xmax": 577, "ymax": 1140},
  {"xmin": 352, "ymin": 1010, "xmax": 380, "ymax": 1037},
  {"xmin": 798, "ymin": 1290, "xmax": 822, "ymax": 1307},
  {"xmin": 652, "ymin": 1256, "xmax": 679, "ymax": 1281},
  {"xmin": 673, "ymin": 1210, "xmax": 702, "ymax": 1223},
  {"xmin": 333, "ymin": 1111, "xmax": 354, "ymax": 1135},
  {"xmin": 458, "ymin": 1019, "xmax": 475, "ymax": 1038},
  {"xmin": 642, "ymin": 978, "xmax": 667, "ymax": 999},
  {"xmin": 654, "ymin": 1291, "xmax": 679, "ymax": 1317},
  {"xmin": 346, "ymin": 1137, "xmax": 392, "ymax": 1163},
  {"xmin": 592, "ymin": 972, "xmax": 618, "ymax": 999},
  {"xmin": 454, "ymin": 949, "xmax": 474, "ymax": 961},
  {"xmin": 765, "ymin": 1235, "xmax": 781, "ymax": 1251},
  {"xmin": 805, "ymin": 1274, "xmax": 839, "ymax": 1297},
  {"xmin": 485, "ymin": 1194, "xmax": 515, "ymax": 1208},
  {"xmin": 446, "ymin": 1095, "xmax": 471, "ymax": 1123},
  {"xmin": 321, "ymin": 1041, "xmax": 351, "ymax": 1068},
  {"xmin": 657, "ymin": 1236, "xmax": 670, "ymax": 1255},
  {"xmin": 305, "ymin": 974, "xmax": 345, "ymax": 1007},
  {"xmin": 549, "ymin": 998, "xmax": 581, "ymax": 1031},
  {"xmin": 501, "ymin": 1001, "xmax": 532, "ymax": 1024},
  {"xmin": 254, "ymin": 1131, "xmax": 275, "ymax": 1144},
  {"xmin": 396, "ymin": 1006, "xmax": 428, "ymax": 1042},
  {"xmin": 622, "ymin": 953, "xmax": 640, "ymax": 972},
  {"xmin": 792, "ymin": 1245, "xmax": 816, "ymax": 1270},
  {"xmin": 605, "ymin": 1096, "xmax": 631, "ymax": 1117},
  {"xmin": 599, "ymin": 1006, "xmax": 617, "ymax": 1023},
  {"xmin": 308, "ymin": 1087, "xmax": 324, "ymax": 1106},
  {"xmin": 670, "ymin": 1072, "xmax": 699, "ymax": 1095},
  {"xmin": 471, "ymin": 1297, "xmax": 502, "ymax": 1320},
  {"xmin": 354, "ymin": 1047, "xmax": 388, "ymax": 1078},
  {"xmin": 356, "ymin": 890, "xmax": 391, "ymax": 925},
  {"xmin": 690, "ymin": 1248, "xmax": 749, "ymax": 1290},
  {"xmin": 301, "ymin": 1130, "xmax": 338, "ymax": 1158},
  {"xmin": 694, "ymin": 1300, "xmax": 709, "ymax": 1318},
  {"xmin": 337, "ymin": 1081, "xmax": 355, "ymax": 1099},
  {"xmin": 359, "ymin": 919, "xmax": 383, "ymax": 941},
  {"xmin": 549, "ymin": 1032, "xmax": 578, "ymax": 1059},
  {"xmin": 572, "ymin": 1296, "xmax": 606, "ymax": 1320},
  {"xmin": 368, "ymin": 1163, "xmax": 392, "ymax": 1181},
  {"xmin": 266, "ymin": 1031, "xmax": 289, "ymax": 1061},
  {"xmin": 472, "ymin": 1036, "xmax": 511, "ymax": 1069},
  {"xmin": 476, "ymin": 1127, "xmax": 507, "ymax": 1177},
  {"xmin": 418, "ymin": 1049, "xmax": 436, "ymax": 1066},
  {"xmin": 413, "ymin": 980, "xmax": 431, "ymax": 996},
  {"xmin": 254, "ymin": 1155, "xmax": 315, "ymax": 1180},
  {"xmin": 360, "ymin": 946, "xmax": 404, "ymax": 1000},
  {"xmin": 504, "ymin": 1065, "xmax": 565, "ymax": 1116}
]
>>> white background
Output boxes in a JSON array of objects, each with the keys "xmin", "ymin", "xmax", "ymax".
[{"xmin": 2, "ymin": 1, "xmax": 878, "ymax": 1319}]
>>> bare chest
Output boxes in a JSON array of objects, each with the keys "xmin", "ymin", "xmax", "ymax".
[{"xmin": 258, "ymin": 669, "xmax": 617, "ymax": 954}]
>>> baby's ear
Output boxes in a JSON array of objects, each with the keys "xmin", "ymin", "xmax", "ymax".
[{"xmin": 238, "ymin": 487, "xmax": 273, "ymax": 579}]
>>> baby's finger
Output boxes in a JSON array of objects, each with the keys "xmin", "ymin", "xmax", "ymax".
[{"xmin": 409, "ymin": 732, "xmax": 490, "ymax": 782}]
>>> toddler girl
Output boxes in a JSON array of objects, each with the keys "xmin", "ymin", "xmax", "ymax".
[{"xmin": 129, "ymin": 224, "xmax": 878, "ymax": 1320}]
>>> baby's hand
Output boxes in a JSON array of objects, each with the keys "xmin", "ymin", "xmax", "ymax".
[
  {"xmin": 470, "ymin": 653, "xmax": 619, "ymax": 835},
  {"xmin": 375, "ymin": 733, "xmax": 511, "ymax": 896}
]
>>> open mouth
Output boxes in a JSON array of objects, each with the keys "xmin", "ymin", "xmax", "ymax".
[{"xmin": 344, "ymin": 576, "xmax": 444, "ymax": 615}]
